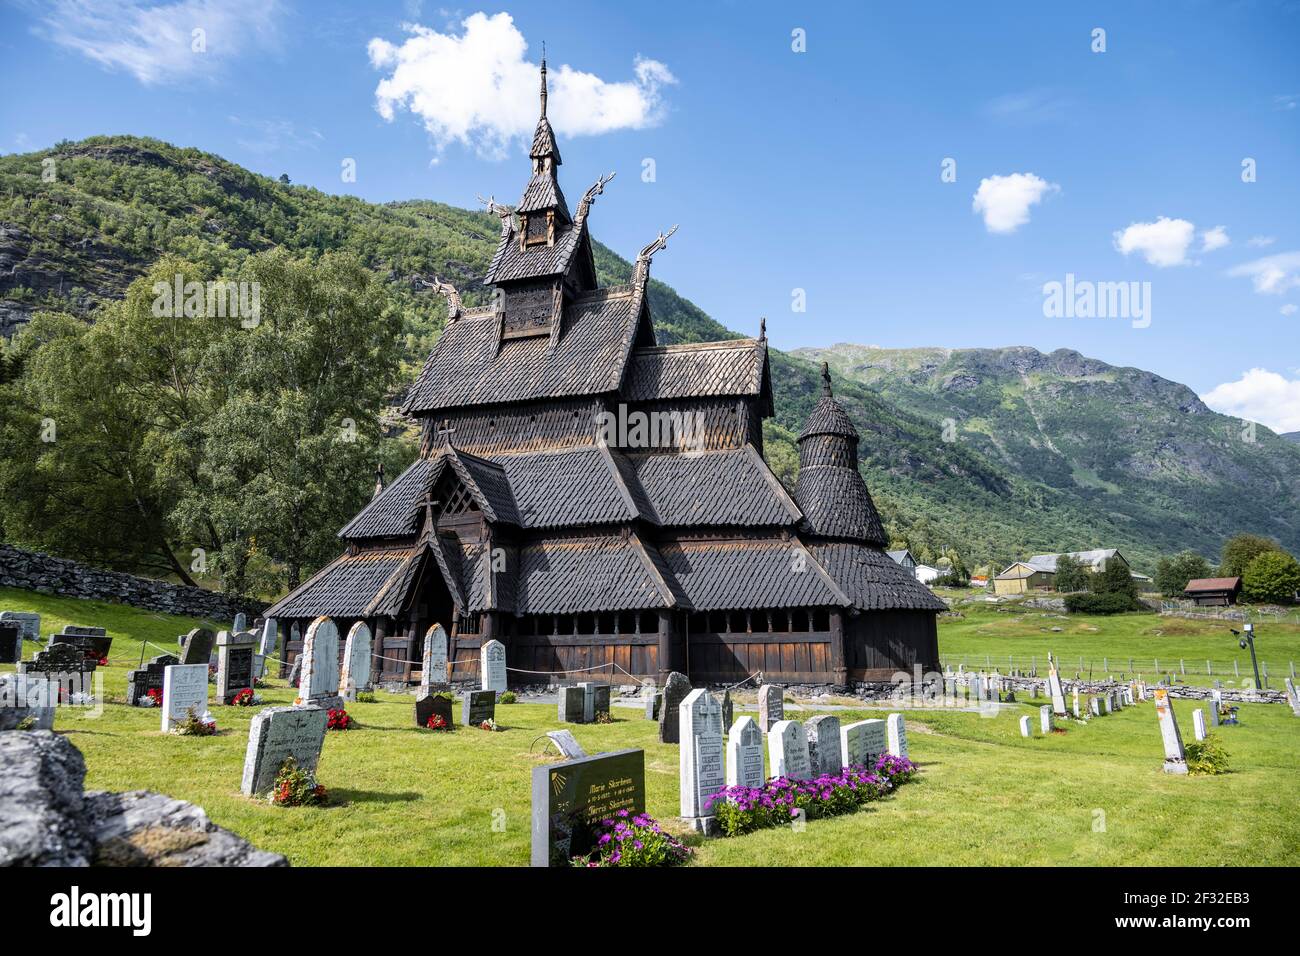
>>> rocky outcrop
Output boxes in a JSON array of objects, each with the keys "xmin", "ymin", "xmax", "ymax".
[
  {"xmin": 0, "ymin": 731, "xmax": 286, "ymax": 867},
  {"xmin": 0, "ymin": 543, "xmax": 264, "ymax": 622}
]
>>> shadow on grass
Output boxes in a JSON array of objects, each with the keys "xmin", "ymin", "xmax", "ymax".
[{"xmin": 326, "ymin": 789, "xmax": 422, "ymax": 806}]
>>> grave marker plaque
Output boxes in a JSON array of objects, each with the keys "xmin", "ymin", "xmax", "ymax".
[
  {"xmin": 546, "ymin": 730, "xmax": 586, "ymax": 759},
  {"xmin": 726, "ymin": 716, "xmax": 765, "ymax": 788},
  {"xmin": 481, "ymin": 639, "xmax": 507, "ymax": 693},
  {"xmin": 1192, "ymin": 708, "xmax": 1207, "ymax": 741},
  {"xmin": 0, "ymin": 623, "xmax": 20, "ymax": 665},
  {"xmin": 768, "ymin": 719, "xmax": 812, "ymax": 780},
  {"xmin": 679, "ymin": 689, "xmax": 725, "ymax": 828},
  {"xmin": 0, "ymin": 610, "xmax": 40, "ymax": 643},
  {"xmin": 421, "ymin": 624, "xmax": 448, "ymax": 691},
  {"xmin": 805, "ymin": 714, "xmax": 842, "ymax": 777},
  {"xmin": 1039, "ymin": 705, "xmax": 1054, "ymax": 735},
  {"xmin": 415, "ymin": 691, "xmax": 453, "ymax": 729},
  {"xmin": 179, "ymin": 628, "xmax": 216, "ymax": 667},
  {"xmin": 339, "ymin": 622, "xmax": 373, "ymax": 701},
  {"xmin": 56, "ymin": 626, "xmax": 111, "ymax": 663},
  {"xmin": 886, "ymin": 713, "xmax": 909, "ymax": 759},
  {"xmin": 462, "ymin": 689, "xmax": 497, "ymax": 727},
  {"xmin": 644, "ymin": 692, "xmax": 662, "ymax": 721},
  {"xmin": 240, "ymin": 705, "xmax": 328, "ymax": 795},
  {"xmin": 758, "ymin": 684, "xmax": 784, "ymax": 732},
  {"xmin": 127, "ymin": 654, "xmax": 178, "ymax": 706},
  {"xmin": 299, "ymin": 617, "xmax": 342, "ymax": 710},
  {"xmin": 216, "ymin": 630, "xmax": 256, "ymax": 705},
  {"xmin": 840, "ymin": 718, "xmax": 886, "ymax": 769},
  {"xmin": 558, "ymin": 685, "xmax": 586, "ymax": 723},
  {"xmin": 531, "ymin": 749, "xmax": 645, "ymax": 866},
  {"xmin": 1019, "ymin": 715, "xmax": 1032, "ymax": 737},
  {"xmin": 161, "ymin": 663, "xmax": 209, "ymax": 732},
  {"xmin": 657, "ymin": 671, "xmax": 691, "ymax": 744},
  {"xmin": 259, "ymin": 618, "xmax": 279, "ymax": 658},
  {"xmin": 1047, "ymin": 654, "xmax": 1068, "ymax": 716}
]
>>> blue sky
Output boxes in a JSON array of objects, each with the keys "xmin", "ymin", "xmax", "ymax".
[{"xmin": 2, "ymin": 0, "xmax": 1299, "ymax": 429}]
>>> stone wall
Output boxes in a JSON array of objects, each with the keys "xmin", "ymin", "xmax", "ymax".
[{"xmin": 0, "ymin": 543, "xmax": 264, "ymax": 624}]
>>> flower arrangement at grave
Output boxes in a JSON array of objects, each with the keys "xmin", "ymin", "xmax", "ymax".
[
  {"xmin": 143, "ymin": 688, "xmax": 163, "ymax": 708},
  {"xmin": 424, "ymin": 713, "xmax": 451, "ymax": 731},
  {"xmin": 174, "ymin": 707, "xmax": 217, "ymax": 736},
  {"xmin": 571, "ymin": 809, "xmax": 692, "ymax": 867},
  {"xmin": 96, "ymin": 654, "xmax": 109, "ymax": 667},
  {"xmin": 232, "ymin": 688, "xmax": 258, "ymax": 707},
  {"xmin": 479, "ymin": 718, "xmax": 501, "ymax": 732},
  {"xmin": 269, "ymin": 757, "xmax": 327, "ymax": 807},
  {"xmin": 326, "ymin": 708, "xmax": 354, "ymax": 730},
  {"xmin": 706, "ymin": 754, "xmax": 918, "ymax": 838},
  {"xmin": 593, "ymin": 711, "xmax": 613, "ymax": 724}
]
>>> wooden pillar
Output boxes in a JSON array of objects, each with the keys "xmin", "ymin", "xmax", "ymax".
[
  {"xmin": 829, "ymin": 609, "xmax": 848, "ymax": 690},
  {"xmin": 657, "ymin": 609, "xmax": 674, "ymax": 686},
  {"xmin": 371, "ymin": 617, "xmax": 388, "ymax": 685},
  {"xmin": 401, "ymin": 612, "xmax": 418, "ymax": 684}
]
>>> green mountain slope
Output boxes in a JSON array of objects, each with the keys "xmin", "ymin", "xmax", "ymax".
[
  {"xmin": 796, "ymin": 344, "xmax": 1300, "ymax": 567},
  {"xmin": 1, "ymin": 136, "xmax": 1290, "ymax": 575}
]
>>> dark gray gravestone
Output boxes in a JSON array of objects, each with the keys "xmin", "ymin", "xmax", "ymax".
[
  {"xmin": 216, "ymin": 631, "xmax": 256, "ymax": 704},
  {"xmin": 416, "ymin": 692, "xmax": 453, "ymax": 729},
  {"xmin": 127, "ymin": 655, "xmax": 178, "ymax": 706},
  {"xmin": 56, "ymin": 626, "xmax": 111, "ymax": 662},
  {"xmin": 657, "ymin": 671, "xmax": 691, "ymax": 744},
  {"xmin": 19, "ymin": 642, "xmax": 95, "ymax": 686},
  {"xmin": 179, "ymin": 628, "xmax": 216, "ymax": 666},
  {"xmin": 592, "ymin": 684, "xmax": 611, "ymax": 721},
  {"xmin": 558, "ymin": 686, "xmax": 586, "ymax": 723},
  {"xmin": 530, "ymin": 748, "xmax": 646, "ymax": 867},
  {"xmin": 0, "ymin": 623, "xmax": 20, "ymax": 665},
  {"xmin": 722, "ymin": 690, "xmax": 734, "ymax": 735},
  {"xmin": 462, "ymin": 689, "xmax": 497, "ymax": 726},
  {"xmin": 0, "ymin": 611, "xmax": 40, "ymax": 643}
]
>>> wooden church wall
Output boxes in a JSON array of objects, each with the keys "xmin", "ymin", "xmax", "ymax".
[{"xmin": 845, "ymin": 611, "xmax": 941, "ymax": 680}]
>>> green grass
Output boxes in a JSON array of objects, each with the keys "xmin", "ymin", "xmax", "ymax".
[{"xmin": 5, "ymin": 588, "xmax": 1300, "ymax": 866}]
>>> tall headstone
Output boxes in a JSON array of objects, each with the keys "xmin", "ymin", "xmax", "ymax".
[
  {"xmin": 1039, "ymin": 705, "xmax": 1054, "ymax": 734},
  {"xmin": 767, "ymin": 719, "xmax": 812, "ymax": 780},
  {"xmin": 421, "ymin": 624, "xmax": 448, "ymax": 690},
  {"xmin": 298, "ymin": 617, "xmax": 342, "ymax": 710},
  {"xmin": 216, "ymin": 630, "xmax": 256, "ymax": 705},
  {"xmin": 259, "ymin": 618, "xmax": 279, "ymax": 658},
  {"xmin": 1284, "ymin": 678, "xmax": 1300, "ymax": 717},
  {"xmin": 1072, "ymin": 687, "xmax": 1081, "ymax": 719},
  {"xmin": 531, "ymin": 749, "xmax": 646, "ymax": 867},
  {"xmin": 1153, "ymin": 688, "xmax": 1188, "ymax": 774},
  {"xmin": 886, "ymin": 713, "xmax": 909, "ymax": 759},
  {"xmin": 679, "ymin": 689, "xmax": 725, "ymax": 831},
  {"xmin": 558, "ymin": 685, "xmax": 586, "ymax": 723},
  {"xmin": 1019, "ymin": 715, "xmax": 1032, "ymax": 737},
  {"xmin": 840, "ymin": 718, "xmax": 887, "ymax": 769},
  {"xmin": 805, "ymin": 714, "xmax": 842, "ymax": 777},
  {"xmin": 481, "ymin": 639, "xmax": 507, "ymax": 693},
  {"xmin": 1192, "ymin": 708, "xmax": 1207, "ymax": 741},
  {"xmin": 339, "ymin": 622, "xmax": 373, "ymax": 702},
  {"xmin": 658, "ymin": 671, "xmax": 691, "ymax": 744},
  {"xmin": 578, "ymin": 682, "xmax": 597, "ymax": 722},
  {"xmin": 161, "ymin": 663, "xmax": 209, "ymax": 732},
  {"xmin": 179, "ymin": 627, "xmax": 216, "ymax": 667},
  {"xmin": 757, "ymin": 684, "xmax": 784, "ymax": 732},
  {"xmin": 240, "ymin": 705, "xmax": 328, "ymax": 795},
  {"xmin": 1047, "ymin": 653, "xmax": 1068, "ymax": 716},
  {"xmin": 725, "ymin": 716, "xmax": 765, "ymax": 788}
]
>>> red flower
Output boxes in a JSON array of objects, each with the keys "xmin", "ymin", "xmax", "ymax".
[
  {"xmin": 327, "ymin": 708, "xmax": 352, "ymax": 730},
  {"xmin": 426, "ymin": 713, "xmax": 448, "ymax": 730},
  {"xmin": 96, "ymin": 655, "xmax": 109, "ymax": 667}
]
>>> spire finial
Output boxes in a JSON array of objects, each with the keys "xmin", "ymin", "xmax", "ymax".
[
  {"xmin": 759, "ymin": 317, "xmax": 767, "ymax": 340},
  {"xmin": 821, "ymin": 361, "xmax": 833, "ymax": 397},
  {"xmin": 540, "ymin": 48, "xmax": 548, "ymax": 118}
]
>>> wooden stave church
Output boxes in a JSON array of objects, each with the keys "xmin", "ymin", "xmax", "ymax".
[{"xmin": 265, "ymin": 62, "xmax": 945, "ymax": 689}]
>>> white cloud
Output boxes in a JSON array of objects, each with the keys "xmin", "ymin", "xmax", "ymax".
[
  {"xmin": 1203, "ymin": 369, "xmax": 1300, "ymax": 433},
  {"xmin": 1281, "ymin": 304, "xmax": 1298, "ymax": 316},
  {"xmin": 33, "ymin": 0, "xmax": 283, "ymax": 85},
  {"xmin": 971, "ymin": 172, "xmax": 1058, "ymax": 234},
  {"xmin": 368, "ymin": 12, "xmax": 676, "ymax": 159},
  {"xmin": 1274, "ymin": 93, "xmax": 1299, "ymax": 112},
  {"xmin": 1227, "ymin": 251, "xmax": 1300, "ymax": 295},
  {"xmin": 1112, "ymin": 217, "xmax": 1196, "ymax": 267},
  {"xmin": 1247, "ymin": 236, "xmax": 1276, "ymax": 248},
  {"xmin": 1200, "ymin": 225, "xmax": 1229, "ymax": 252},
  {"xmin": 226, "ymin": 116, "xmax": 323, "ymax": 155}
]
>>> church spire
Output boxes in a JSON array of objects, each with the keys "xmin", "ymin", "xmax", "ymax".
[
  {"xmin": 540, "ymin": 51, "xmax": 548, "ymax": 118},
  {"xmin": 821, "ymin": 361, "xmax": 833, "ymax": 397}
]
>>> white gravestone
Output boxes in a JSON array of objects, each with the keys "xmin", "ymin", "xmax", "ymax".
[
  {"xmin": 805, "ymin": 714, "xmax": 842, "ymax": 777},
  {"xmin": 1089, "ymin": 697, "xmax": 1102, "ymax": 717},
  {"xmin": 840, "ymin": 718, "xmax": 887, "ymax": 769},
  {"xmin": 1039, "ymin": 705, "xmax": 1054, "ymax": 734},
  {"xmin": 758, "ymin": 684, "xmax": 783, "ymax": 732},
  {"xmin": 1153, "ymin": 688, "xmax": 1188, "ymax": 774},
  {"xmin": 339, "ymin": 622, "xmax": 373, "ymax": 701},
  {"xmin": 1047, "ymin": 654, "xmax": 1068, "ymax": 716},
  {"xmin": 1192, "ymin": 708, "xmax": 1207, "ymax": 741},
  {"xmin": 1019, "ymin": 715, "xmax": 1032, "ymax": 737},
  {"xmin": 421, "ymin": 624, "xmax": 449, "ymax": 690},
  {"xmin": 481, "ymin": 639, "xmax": 507, "ymax": 693},
  {"xmin": 298, "ymin": 617, "xmax": 342, "ymax": 710},
  {"xmin": 1072, "ymin": 687, "xmax": 1081, "ymax": 718},
  {"xmin": 679, "ymin": 689, "xmax": 725, "ymax": 829},
  {"xmin": 240, "ymin": 705, "xmax": 328, "ymax": 795},
  {"xmin": 886, "ymin": 713, "xmax": 909, "ymax": 759},
  {"xmin": 725, "ymin": 716, "xmax": 765, "ymax": 788},
  {"xmin": 161, "ymin": 663, "xmax": 209, "ymax": 732},
  {"xmin": 768, "ymin": 719, "xmax": 812, "ymax": 780}
]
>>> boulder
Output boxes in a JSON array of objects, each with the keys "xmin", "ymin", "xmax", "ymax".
[
  {"xmin": 86, "ymin": 791, "xmax": 287, "ymax": 867},
  {"xmin": 0, "ymin": 731, "xmax": 95, "ymax": 866}
]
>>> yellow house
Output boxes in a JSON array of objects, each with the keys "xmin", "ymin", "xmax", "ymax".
[
  {"xmin": 994, "ymin": 549, "xmax": 1137, "ymax": 595},
  {"xmin": 993, "ymin": 562, "xmax": 1055, "ymax": 595}
]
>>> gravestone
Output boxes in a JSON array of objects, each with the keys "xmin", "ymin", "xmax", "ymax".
[
  {"xmin": 233, "ymin": 613, "xmax": 247, "ymax": 633},
  {"xmin": 18, "ymin": 642, "xmax": 96, "ymax": 698},
  {"xmin": 1019, "ymin": 715, "xmax": 1032, "ymax": 737},
  {"xmin": 421, "ymin": 624, "xmax": 448, "ymax": 691},
  {"xmin": 0, "ymin": 623, "xmax": 20, "ymax": 664},
  {"xmin": 1284, "ymin": 678, "xmax": 1300, "ymax": 717},
  {"xmin": 240, "ymin": 705, "xmax": 328, "ymax": 795},
  {"xmin": 1099, "ymin": 695, "xmax": 1112, "ymax": 716},
  {"xmin": 161, "ymin": 663, "xmax": 210, "ymax": 732},
  {"xmin": 1039, "ymin": 705, "xmax": 1054, "ymax": 734},
  {"xmin": 1047, "ymin": 653, "xmax": 1068, "ymax": 716},
  {"xmin": 462, "ymin": 689, "xmax": 496, "ymax": 727},
  {"xmin": 558, "ymin": 685, "xmax": 586, "ymax": 723},
  {"xmin": 545, "ymin": 729, "xmax": 586, "ymax": 759},
  {"xmin": 757, "ymin": 684, "xmax": 784, "ymax": 732},
  {"xmin": 0, "ymin": 610, "xmax": 40, "ymax": 644},
  {"xmin": 298, "ymin": 617, "xmax": 342, "ymax": 710},
  {"xmin": 1089, "ymin": 697, "xmax": 1102, "ymax": 717},
  {"xmin": 1152, "ymin": 688, "xmax": 1188, "ymax": 774},
  {"xmin": 126, "ymin": 654, "xmax": 178, "ymax": 706},
  {"xmin": 179, "ymin": 627, "xmax": 216, "ymax": 667},
  {"xmin": 578, "ymin": 682, "xmax": 597, "ymax": 722},
  {"xmin": 767, "ymin": 719, "xmax": 812, "ymax": 780},
  {"xmin": 287, "ymin": 656, "xmax": 302, "ymax": 688},
  {"xmin": 721, "ymin": 690, "xmax": 734, "ymax": 735},
  {"xmin": 480, "ymin": 639, "xmax": 507, "ymax": 693},
  {"xmin": 0, "ymin": 673, "xmax": 56, "ymax": 730},
  {"xmin": 644, "ymin": 692, "xmax": 661, "ymax": 721},
  {"xmin": 725, "ymin": 716, "xmax": 765, "ymax": 788},
  {"xmin": 216, "ymin": 630, "xmax": 256, "ymax": 705},
  {"xmin": 259, "ymin": 618, "xmax": 279, "ymax": 658},
  {"xmin": 805, "ymin": 714, "xmax": 843, "ymax": 777},
  {"xmin": 56, "ymin": 625, "xmax": 111, "ymax": 662},
  {"xmin": 679, "ymin": 689, "xmax": 725, "ymax": 831},
  {"xmin": 592, "ymin": 684, "xmax": 611, "ymax": 721},
  {"xmin": 658, "ymin": 671, "xmax": 691, "ymax": 744},
  {"xmin": 886, "ymin": 713, "xmax": 909, "ymax": 759},
  {"xmin": 1072, "ymin": 687, "xmax": 1081, "ymax": 718},
  {"xmin": 415, "ymin": 691, "xmax": 453, "ymax": 729},
  {"xmin": 840, "ymin": 718, "xmax": 887, "ymax": 769},
  {"xmin": 1192, "ymin": 708, "xmax": 1207, "ymax": 741},
  {"xmin": 531, "ymin": 748, "xmax": 645, "ymax": 866},
  {"xmin": 339, "ymin": 622, "xmax": 373, "ymax": 702}
]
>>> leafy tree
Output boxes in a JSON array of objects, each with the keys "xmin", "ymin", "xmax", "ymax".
[
  {"xmin": 1088, "ymin": 559, "xmax": 1140, "ymax": 608},
  {"xmin": 1053, "ymin": 553, "xmax": 1090, "ymax": 593},
  {"xmin": 1154, "ymin": 551, "xmax": 1213, "ymax": 598},
  {"xmin": 1241, "ymin": 551, "xmax": 1300, "ymax": 604},
  {"xmin": 1220, "ymin": 533, "xmax": 1282, "ymax": 578}
]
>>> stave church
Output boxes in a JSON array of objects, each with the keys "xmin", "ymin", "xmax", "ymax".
[{"xmin": 265, "ymin": 62, "xmax": 944, "ymax": 689}]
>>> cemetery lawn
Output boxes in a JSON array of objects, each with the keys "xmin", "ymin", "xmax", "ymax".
[{"xmin": 5, "ymin": 587, "xmax": 1300, "ymax": 867}]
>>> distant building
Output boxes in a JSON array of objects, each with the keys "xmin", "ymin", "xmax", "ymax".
[
  {"xmin": 915, "ymin": 564, "xmax": 942, "ymax": 585},
  {"xmin": 993, "ymin": 548, "xmax": 1144, "ymax": 595},
  {"xmin": 1184, "ymin": 577, "xmax": 1242, "ymax": 607},
  {"xmin": 887, "ymin": 549, "xmax": 918, "ymax": 573}
]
